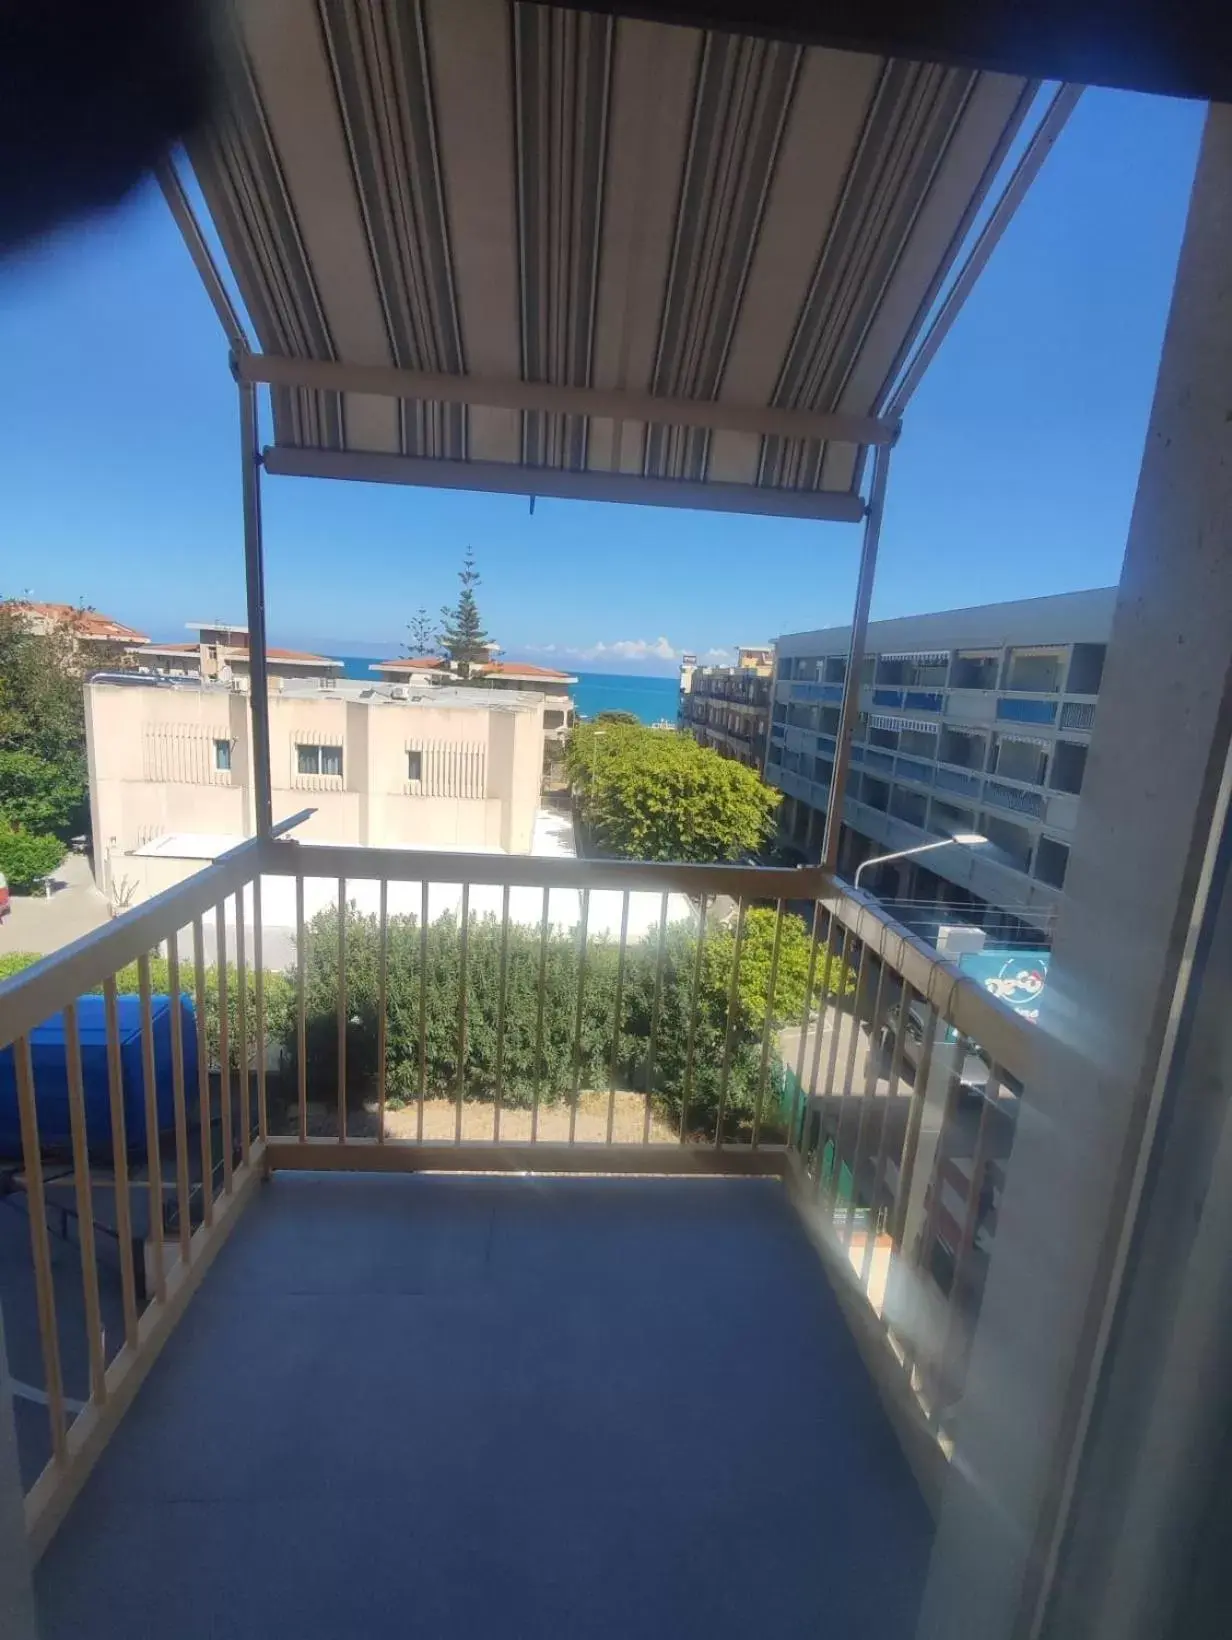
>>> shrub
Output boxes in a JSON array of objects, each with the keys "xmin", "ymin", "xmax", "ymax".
[
  {"xmin": 0, "ymin": 827, "xmax": 65, "ymax": 892},
  {"xmin": 276, "ymin": 901, "xmax": 852, "ymax": 1136}
]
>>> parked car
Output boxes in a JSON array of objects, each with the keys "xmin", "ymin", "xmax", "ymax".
[
  {"xmin": 874, "ymin": 997, "xmax": 993, "ymax": 1100},
  {"xmin": 0, "ymin": 870, "xmax": 9, "ymax": 922}
]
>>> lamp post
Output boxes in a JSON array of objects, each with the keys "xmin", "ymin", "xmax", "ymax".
[{"xmin": 852, "ymin": 832, "xmax": 987, "ymax": 890}]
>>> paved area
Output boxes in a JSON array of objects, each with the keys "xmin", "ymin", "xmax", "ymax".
[
  {"xmin": 0, "ymin": 854, "xmax": 109, "ymax": 960},
  {"xmin": 36, "ymin": 1174, "xmax": 932, "ymax": 1638}
]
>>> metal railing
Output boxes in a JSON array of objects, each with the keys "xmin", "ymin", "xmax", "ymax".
[
  {"xmin": 0, "ymin": 828, "xmax": 1036, "ymax": 1548},
  {"xmin": 782, "ymin": 880, "xmax": 1035, "ymax": 1460}
]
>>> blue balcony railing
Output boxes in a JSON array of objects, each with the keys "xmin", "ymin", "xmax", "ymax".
[
  {"xmin": 997, "ymin": 696, "xmax": 1058, "ymax": 725},
  {"xmin": 984, "ymin": 779, "xmax": 1047, "ymax": 819},
  {"xmin": 903, "ymin": 690, "xmax": 944, "ymax": 713},
  {"xmin": 894, "ymin": 756, "xmax": 934, "ymax": 787},
  {"xmin": 872, "ymin": 688, "xmax": 904, "ymax": 708}
]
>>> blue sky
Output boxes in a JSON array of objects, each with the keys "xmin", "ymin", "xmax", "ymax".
[{"xmin": 0, "ymin": 87, "xmax": 1205, "ymax": 674}]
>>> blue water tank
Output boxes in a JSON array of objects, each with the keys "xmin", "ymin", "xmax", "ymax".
[{"xmin": 0, "ymin": 994, "xmax": 198, "ymax": 1159}]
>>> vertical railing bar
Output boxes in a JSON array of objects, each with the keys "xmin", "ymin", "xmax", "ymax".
[
  {"xmin": 815, "ymin": 925, "xmax": 852, "ymax": 1199},
  {"xmin": 888, "ymin": 1000, "xmax": 942, "ymax": 1251},
  {"xmin": 930, "ymin": 1067, "xmax": 1001, "ymax": 1429},
  {"xmin": 103, "ymin": 977, "xmax": 139, "ymax": 1348},
  {"xmin": 606, "ymin": 892, "xmax": 630, "ymax": 1147},
  {"xmin": 679, "ymin": 894, "xmax": 709, "ymax": 1144},
  {"xmin": 253, "ymin": 874, "xmax": 268, "ymax": 1144},
  {"xmin": 751, "ymin": 899, "xmax": 785, "ymax": 1149},
  {"xmin": 418, "ymin": 879, "xmax": 428, "ymax": 1142},
  {"xmin": 842, "ymin": 932, "xmax": 892, "ymax": 1247},
  {"xmin": 861, "ymin": 978, "xmax": 917, "ymax": 1291},
  {"xmin": 235, "ymin": 887, "xmax": 251, "ymax": 1166},
  {"xmin": 137, "ymin": 954, "xmax": 166, "ymax": 1304},
  {"xmin": 789, "ymin": 900, "xmax": 824, "ymax": 1148},
  {"xmin": 166, "ymin": 936, "xmax": 192, "ymax": 1260},
  {"xmin": 531, "ymin": 887, "xmax": 550, "ymax": 1143},
  {"xmin": 455, "ymin": 882, "xmax": 470, "ymax": 1144},
  {"xmin": 63, "ymin": 1003, "xmax": 107, "ymax": 1403},
  {"xmin": 336, "ymin": 878, "xmax": 348, "ymax": 1143},
  {"xmin": 494, "ymin": 883, "xmax": 511, "ymax": 1143},
  {"xmin": 214, "ymin": 903, "xmax": 233, "ymax": 1192},
  {"xmin": 567, "ymin": 888, "xmax": 591, "ymax": 1145},
  {"xmin": 902, "ymin": 1040, "xmax": 966, "ymax": 1383},
  {"xmin": 192, "ymin": 918, "xmax": 214, "ymax": 1226},
  {"xmin": 824, "ymin": 932, "xmax": 867, "ymax": 1210},
  {"xmin": 643, "ymin": 894, "xmax": 669, "ymax": 1145},
  {"xmin": 377, "ymin": 878, "xmax": 389, "ymax": 1143},
  {"xmin": 14, "ymin": 1035, "xmax": 68, "ymax": 1460},
  {"xmin": 713, "ymin": 898, "xmax": 747, "ymax": 1148},
  {"xmin": 799, "ymin": 925, "xmax": 840, "ymax": 1172},
  {"xmin": 295, "ymin": 876, "xmax": 307, "ymax": 1143}
]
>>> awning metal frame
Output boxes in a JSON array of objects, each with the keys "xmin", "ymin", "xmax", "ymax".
[{"xmin": 158, "ymin": 64, "xmax": 1079, "ymax": 853}]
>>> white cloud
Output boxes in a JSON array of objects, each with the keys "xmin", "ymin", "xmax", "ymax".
[
  {"xmin": 701, "ymin": 647, "xmax": 735, "ymax": 665},
  {"xmin": 525, "ymin": 636, "xmax": 680, "ymax": 664}
]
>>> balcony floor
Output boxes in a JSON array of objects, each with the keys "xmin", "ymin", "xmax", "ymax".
[{"xmin": 36, "ymin": 1172, "xmax": 931, "ymax": 1638}]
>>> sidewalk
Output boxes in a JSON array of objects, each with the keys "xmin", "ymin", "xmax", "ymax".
[{"xmin": 0, "ymin": 854, "xmax": 110, "ymax": 959}]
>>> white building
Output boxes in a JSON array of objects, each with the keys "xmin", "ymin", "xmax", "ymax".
[
  {"xmin": 128, "ymin": 620, "xmax": 343, "ymax": 684},
  {"xmin": 85, "ymin": 674, "xmax": 545, "ymax": 903}
]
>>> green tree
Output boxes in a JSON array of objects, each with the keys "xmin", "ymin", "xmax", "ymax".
[
  {"xmin": 0, "ymin": 826, "xmax": 65, "ymax": 891},
  {"xmin": 593, "ymin": 709, "xmax": 640, "ymax": 726},
  {"xmin": 438, "ymin": 550, "xmax": 491, "ymax": 678},
  {"xmin": 0, "ymin": 599, "xmax": 93, "ymax": 841},
  {"xmin": 404, "ymin": 607, "xmax": 436, "ymax": 657},
  {"xmin": 566, "ymin": 720, "xmax": 779, "ymax": 862}
]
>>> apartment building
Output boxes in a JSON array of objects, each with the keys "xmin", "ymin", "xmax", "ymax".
[
  {"xmin": 130, "ymin": 620, "xmax": 343, "ymax": 684},
  {"xmin": 767, "ymin": 589, "xmax": 1116, "ymax": 936},
  {"xmin": 85, "ymin": 675, "xmax": 545, "ymax": 902},
  {"xmin": 371, "ymin": 657, "xmax": 578, "ymax": 749},
  {"xmin": 678, "ymin": 645, "xmax": 773, "ymax": 770}
]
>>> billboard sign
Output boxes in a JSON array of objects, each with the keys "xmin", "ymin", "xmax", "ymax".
[{"xmin": 958, "ymin": 948, "xmax": 1050, "ymax": 1025}]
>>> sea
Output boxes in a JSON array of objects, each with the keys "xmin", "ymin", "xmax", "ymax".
[{"xmin": 332, "ymin": 656, "xmax": 678, "ymax": 727}]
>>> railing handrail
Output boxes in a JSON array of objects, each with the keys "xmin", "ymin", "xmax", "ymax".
[
  {"xmin": 826, "ymin": 883, "xmax": 1036, "ymax": 1080},
  {"xmin": 0, "ymin": 810, "xmax": 314, "ymax": 1051},
  {"xmin": 258, "ymin": 838, "xmax": 831, "ymax": 899}
]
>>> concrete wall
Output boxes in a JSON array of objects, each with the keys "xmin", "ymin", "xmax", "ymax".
[{"xmin": 86, "ymin": 682, "xmax": 544, "ymax": 900}]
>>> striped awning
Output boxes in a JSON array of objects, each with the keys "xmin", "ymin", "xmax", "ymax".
[
  {"xmin": 878, "ymin": 650, "xmax": 951, "ymax": 664},
  {"xmin": 188, "ymin": 1, "xmax": 1037, "ymax": 521}
]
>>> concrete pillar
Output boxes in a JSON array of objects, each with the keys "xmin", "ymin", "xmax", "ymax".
[{"xmin": 917, "ymin": 103, "xmax": 1232, "ymax": 1639}]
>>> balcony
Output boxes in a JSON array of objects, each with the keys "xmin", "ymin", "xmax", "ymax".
[{"xmin": 0, "ymin": 834, "xmax": 1035, "ymax": 1637}]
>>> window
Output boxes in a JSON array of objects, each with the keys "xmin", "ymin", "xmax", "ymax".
[
  {"xmin": 543, "ymin": 709, "xmax": 564, "ymax": 730},
  {"xmin": 297, "ymin": 744, "xmax": 343, "ymax": 777},
  {"xmin": 214, "ymin": 739, "xmax": 232, "ymax": 772},
  {"xmin": 407, "ymin": 749, "xmax": 423, "ymax": 782}
]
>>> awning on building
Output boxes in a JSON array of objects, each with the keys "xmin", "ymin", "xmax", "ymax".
[
  {"xmin": 867, "ymin": 713, "xmax": 940, "ymax": 733},
  {"xmin": 997, "ymin": 732, "xmax": 1052, "ymax": 748},
  {"xmin": 188, "ymin": 0, "xmax": 1039, "ymax": 522},
  {"xmin": 878, "ymin": 650, "xmax": 951, "ymax": 664}
]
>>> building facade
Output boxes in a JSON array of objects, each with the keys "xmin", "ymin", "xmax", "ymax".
[
  {"xmin": 371, "ymin": 657, "xmax": 577, "ymax": 750},
  {"xmin": 85, "ymin": 676, "xmax": 545, "ymax": 902},
  {"xmin": 767, "ymin": 590, "xmax": 1116, "ymax": 936},
  {"xmin": 130, "ymin": 621, "xmax": 343, "ymax": 684},
  {"xmin": 678, "ymin": 645, "xmax": 773, "ymax": 770}
]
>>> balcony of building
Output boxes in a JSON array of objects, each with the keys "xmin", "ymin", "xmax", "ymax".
[{"xmin": 0, "ymin": 836, "xmax": 1044, "ymax": 1638}]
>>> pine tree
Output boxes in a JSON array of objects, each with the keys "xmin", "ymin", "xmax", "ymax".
[
  {"xmin": 438, "ymin": 550, "xmax": 491, "ymax": 678},
  {"xmin": 404, "ymin": 607, "xmax": 436, "ymax": 657}
]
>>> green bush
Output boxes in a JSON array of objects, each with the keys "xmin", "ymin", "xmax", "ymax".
[
  {"xmin": 0, "ymin": 827, "xmax": 65, "ymax": 892},
  {"xmin": 277, "ymin": 901, "xmax": 853, "ymax": 1136}
]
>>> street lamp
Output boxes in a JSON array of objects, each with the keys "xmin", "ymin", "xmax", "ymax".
[{"xmin": 852, "ymin": 833, "xmax": 987, "ymax": 890}]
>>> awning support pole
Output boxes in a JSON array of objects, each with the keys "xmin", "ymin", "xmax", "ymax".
[
  {"xmin": 237, "ymin": 369, "xmax": 274, "ymax": 838},
  {"xmin": 821, "ymin": 442, "xmax": 892, "ymax": 873}
]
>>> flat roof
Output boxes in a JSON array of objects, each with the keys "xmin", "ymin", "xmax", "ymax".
[
  {"xmin": 777, "ymin": 588, "xmax": 1118, "ymax": 657},
  {"xmin": 89, "ymin": 675, "xmax": 544, "ymax": 712}
]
